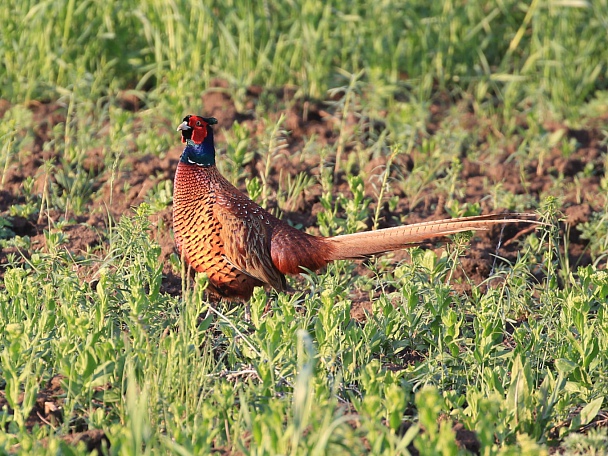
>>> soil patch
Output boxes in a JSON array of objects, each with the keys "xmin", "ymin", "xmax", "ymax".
[{"xmin": 0, "ymin": 375, "xmax": 109, "ymax": 454}]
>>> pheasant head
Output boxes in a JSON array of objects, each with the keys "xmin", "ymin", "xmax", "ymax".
[{"xmin": 176, "ymin": 115, "xmax": 219, "ymax": 166}]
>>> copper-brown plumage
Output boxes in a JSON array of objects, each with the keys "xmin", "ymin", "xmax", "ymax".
[{"xmin": 173, "ymin": 115, "xmax": 540, "ymax": 300}]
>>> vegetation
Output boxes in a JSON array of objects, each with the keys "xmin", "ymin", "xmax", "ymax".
[{"xmin": 1, "ymin": 0, "xmax": 607, "ymax": 454}]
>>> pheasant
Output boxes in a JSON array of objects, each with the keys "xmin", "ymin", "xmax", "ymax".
[{"xmin": 173, "ymin": 115, "xmax": 540, "ymax": 300}]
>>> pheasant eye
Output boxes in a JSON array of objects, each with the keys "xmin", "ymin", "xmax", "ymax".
[{"xmin": 196, "ymin": 121, "xmax": 201, "ymax": 126}]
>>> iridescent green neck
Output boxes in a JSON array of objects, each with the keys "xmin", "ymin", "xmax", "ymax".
[{"xmin": 180, "ymin": 128, "xmax": 215, "ymax": 166}]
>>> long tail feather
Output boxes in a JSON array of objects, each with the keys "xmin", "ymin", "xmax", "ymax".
[{"xmin": 326, "ymin": 213, "xmax": 540, "ymax": 261}]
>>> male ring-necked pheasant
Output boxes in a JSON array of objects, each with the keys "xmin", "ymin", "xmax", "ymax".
[{"xmin": 173, "ymin": 115, "xmax": 539, "ymax": 300}]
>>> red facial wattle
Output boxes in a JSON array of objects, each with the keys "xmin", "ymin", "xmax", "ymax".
[
  {"xmin": 191, "ymin": 117, "xmax": 209, "ymax": 144},
  {"xmin": 177, "ymin": 115, "xmax": 219, "ymax": 146},
  {"xmin": 178, "ymin": 115, "xmax": 208, "ymax": 144}
]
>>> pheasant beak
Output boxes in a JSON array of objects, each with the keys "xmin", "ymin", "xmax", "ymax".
[{"xmin": 176, "ymin": 121, "xmax": 191, "ymax": 131}]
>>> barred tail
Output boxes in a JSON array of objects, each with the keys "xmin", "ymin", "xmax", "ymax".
[{"xmin": 326, "ymin": 213, "xmax": 539, "ymax": 260}]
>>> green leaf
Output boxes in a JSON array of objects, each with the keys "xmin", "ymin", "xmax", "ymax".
[
  {"xmin": 555, "ymin": 358, "xmax": 578, "ymax": 376},
  {"xmin": 579, "ymin": 397, "xmax": 604, "ymax": 426}
]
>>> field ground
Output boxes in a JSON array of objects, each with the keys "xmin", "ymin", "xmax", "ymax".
[{"xmin": 2, "ymin": 0, "xmax": 608, "ymax": 455}]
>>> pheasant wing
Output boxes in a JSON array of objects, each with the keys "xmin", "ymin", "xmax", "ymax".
[{"xmin": 214, "ymin": 197, "xmax": 286, "ymax": 291}]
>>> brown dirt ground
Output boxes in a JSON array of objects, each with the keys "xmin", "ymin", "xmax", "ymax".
[{"xmin": 0, "ymin": 84, "xmax": 606, "ymax": 453}]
